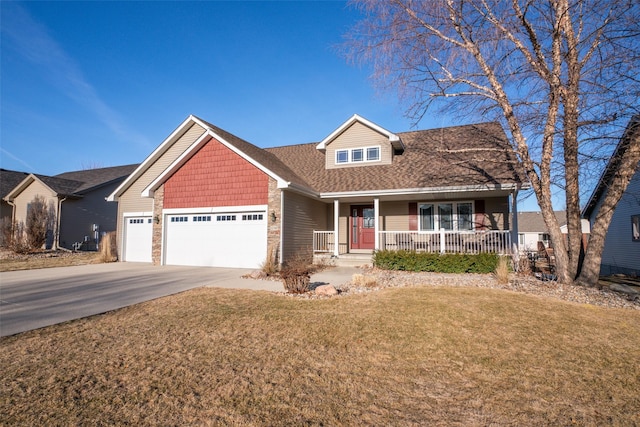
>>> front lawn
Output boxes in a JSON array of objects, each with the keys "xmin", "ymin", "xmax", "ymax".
[{"xmin": 1, "ymin": 285, "xmax": 638, "ymax": 425}]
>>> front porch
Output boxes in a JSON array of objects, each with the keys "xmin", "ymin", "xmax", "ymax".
[{"xmin": 314, "ymin": 229, "xmax": 513, "ymax": 257}]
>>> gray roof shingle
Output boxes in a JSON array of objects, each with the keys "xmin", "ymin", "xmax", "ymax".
[
  {"xmin": 0, "ymin": 169, "xmax": 30, "ymax": 198},
  {"xmin": 266, "ymin": 122, "xmax": 526, "ymax": 193}
]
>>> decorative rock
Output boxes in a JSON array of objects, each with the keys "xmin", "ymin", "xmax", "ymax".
[
  {"xmin": 315, "ymin": 284, "xmax": 338, "ymax": 296},
  {"xmin": 609, "ymin": 283, "xmax": 640, "ymax": 298}
]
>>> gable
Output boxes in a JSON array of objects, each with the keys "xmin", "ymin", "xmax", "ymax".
[
  {"xmin": 325, "ymin": 121, "xmax": 393, "ymax": 169},
  {"xmin": 164, "ymin": 136, "xmax": 269, "ymax": 209},
  {"xmin": 11, "ymin": 178, "xmax": 58, "ymax": 224}
]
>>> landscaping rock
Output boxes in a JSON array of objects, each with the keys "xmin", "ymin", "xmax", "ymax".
[
  {"xmin": 315, "ymin": 284, "xmax": 338, "ymax": 296},
  {"xmin": 609, "ymin": 283, "xmax": 640, "ymax": 299}
]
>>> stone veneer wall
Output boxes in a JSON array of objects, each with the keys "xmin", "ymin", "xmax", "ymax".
[
  {"xmin": 152, "ymin": 185, "xmax": 164, "ymax": 265},
  {"xmin": 267, "ymin": 178, "xmax": 281, "ymax": 265}
]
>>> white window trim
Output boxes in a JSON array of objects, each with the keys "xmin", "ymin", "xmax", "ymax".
[
  {"xmin": 334, "ymin": 145, "xmax": 381, "ymax": 165},
  {"xmin": 418, "ymin": 201, "xmax": 475, "ymax": 232}
]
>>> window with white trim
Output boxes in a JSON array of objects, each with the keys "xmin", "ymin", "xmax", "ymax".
[
  {"xmin": 633, "ymin": 215, "xmax": 640, "ymax": 242},
  {"xmin": 335, "ymin": 146, "xmax": 381, "ymax": 164},
  {"xmin": 419, "ymin": 202, "xmax": 474, "ymax": 231},
  {"xmin": 216, "ymin": 215, "xmax": 236, "ymax": 222}
]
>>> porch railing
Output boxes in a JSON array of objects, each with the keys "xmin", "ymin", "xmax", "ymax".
[
  {"xmin": 379, "ymin": 230, "xmax": 512, "ymax": 255},
  {"xmin": 313, "ymin": 230, "xmax": 512, "ymax": 255},
  {"xmin": 313, "ymin": 231, "xmax": 335, "ymax": 253}
]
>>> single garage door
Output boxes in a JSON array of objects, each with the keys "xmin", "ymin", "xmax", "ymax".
[
  {"xmin": 124, "ymin": 216, "xmax": 153, "ymax": 262},
  {"xmin": 164, "ymin": 211, "xmax": 267, "ymax": 268}
]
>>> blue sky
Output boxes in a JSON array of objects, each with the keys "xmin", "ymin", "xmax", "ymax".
[{"xmin": 1, "ymin": 1, "xmax": 541, "ymax": 210}]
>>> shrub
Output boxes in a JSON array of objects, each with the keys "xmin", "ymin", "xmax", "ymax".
[
  {"xmin": 25, "ymin": 196, "xmax": 55, "ymax": 250},
  {"xmin": 280, "ymin": 252, "xmax": 315, "ymax": 294},
  {"xmin": 260, "ymin": 245, "xmax": 279, "ymax": 276},
  {"xmin": 494, "ymin": 256, "xmax": 511, "ymax": 284},
  {"xmin": 373, "ymin": 250, "xmax": 499, "ymax": 274},
  {"xmin": 99, "ymin": 232, "xmax": 117, "ymax": 262}
]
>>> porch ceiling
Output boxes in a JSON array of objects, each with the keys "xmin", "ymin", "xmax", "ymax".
[{"xmin": 318, "ymin": 187, "xmax": 517, "ymax": 203}]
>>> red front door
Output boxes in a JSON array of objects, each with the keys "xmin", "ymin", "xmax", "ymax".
[{"xmin": 351, "ymin": 205, "xmax": 375, "ymax": 250}]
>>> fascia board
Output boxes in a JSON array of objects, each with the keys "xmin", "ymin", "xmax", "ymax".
[
  {"xmin": 4, "ymin": 174, "xmax": 52, "ymax": 200},
  {"xmin": 316, "ymin": 114, "xmax": 402, "ymax": 150},
  {"xmin": 319, "ymin": 183, "xmax": 522, "ymax": 199},
  {"xmin": 141, "ymin": 128, "xmax": 291, "ymax": 198},
  {"xmin": 141, "ymin": 132, "xmax": 211, "ymax": 198},
  {"xmin": 107, "ymin": 115, "xmax": 201, "ymax": 202}
]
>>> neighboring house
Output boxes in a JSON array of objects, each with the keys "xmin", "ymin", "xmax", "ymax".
[
  {"xmin": 0, "ymin": 169, "xmax": 29, "ymax": 221},
  {"xmin": 517, "ymin": 210, "xmax": 590, "ymax": 253},
  {"xmin": 3, "ymin": 164, "xmax": 138, "ymax": 250},
  {"xmin": 517, "ymin": 211, "xmax": 565, "ymax": 251},
  {"xmin": 583, "ymin": 116, "xmax": 640, "ymax": 276},
  {"xmin": 108, "ymin": 114, "xmax": 528, "ymax": 269}
]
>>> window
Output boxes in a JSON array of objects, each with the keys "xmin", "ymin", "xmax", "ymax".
[
  {"xmin": 632, "ymin": 215, "xmax": 640, "ymax": 242},
  {"xmin": 367, "ymin": 147, "xmax": 380, "ymax": 161},
  {"xmin": 334, "ymin": 146, "xmax": 381, "ymax": 164},
  {"xmin": 193, "ymin": 216, "xmax": 212, "ymax": 222},
  {"xmin": 457, "ymin": 202, "xmax": 473, "ymax": 231},
  {"xmin": 216, "ymin": 215, "xmax": 236, "ymax": 222},
  {"xmin": 170, "ymin": 216, "xmax": 188, "ymax": 223},
  {"xmin": 336, "ymin": 150, "xmax": 348, "ymax": 164},
  {"xmin": 242, "ymin": 214, "xmax": 264, "ymax": 221},
  {"xmin": 538, "ymin": 233, "xmax": 550, "ymax": 246},
  {"xmin": 419, "ymin": 202, "xmax": 474, "ymax": 231}
]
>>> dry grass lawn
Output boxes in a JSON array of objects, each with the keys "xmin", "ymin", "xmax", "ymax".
[
  {"xmin": 2, "ymin": 285, "xmax": 639, "ymax": 426},
  {"xmin": 0, "ymin": 251, "xmax": 104, "ymax": 272}
]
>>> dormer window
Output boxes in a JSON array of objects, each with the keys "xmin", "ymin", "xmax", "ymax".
[{"xmin": 335, "ymin": 146, "xmax": 381, "ymax": 164}]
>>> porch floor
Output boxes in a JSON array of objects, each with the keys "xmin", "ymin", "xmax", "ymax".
[{"xmin": 314, "ymin": 252, "xmax": 374, "ymax": 267}]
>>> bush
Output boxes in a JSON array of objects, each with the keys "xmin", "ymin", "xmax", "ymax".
[
  {"xmin": 99, "ymin": 232, "xmax": 117, "ymax": 262},
  {"xmin": 280, "ymin": 253, "xmax": 315, "ymax": 294},
  {"xmin": 373, "ymin": 250, "xmax": 499, "ymax": 274},
  {"xmin": 25, "ymin": 196, "xmax": 55, "ymax": 250},
  {"xmin": 260, "ymin": 245, "xmax": 279, "ymax": 276},
  {"xmin": 494, "ymin": 256, "xmax": 511, "ymax": 283}
]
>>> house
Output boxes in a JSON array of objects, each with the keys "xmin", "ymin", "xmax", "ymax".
[
  {"xmin": 517, "ymin": 211, "xmax": 565, "ymax": 251},
  {"xmin": 583, "ymin": 116, "xmax": 640, "ymax": 276},
  {"xmin": 517, "ymin": 210, "xmax": 590, "ymax": 253},
  {"xmin": 0, "ymin": 169, "xmax": 30, "ymax": 222},
  {"xmin": 3, "ymin": 164, "xmax": 138, "ymax": 250},
  {"xmin": 107, "ymin": 114, "xmax": 528, "ymax": 268}
]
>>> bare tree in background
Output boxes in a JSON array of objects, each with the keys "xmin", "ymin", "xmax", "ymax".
[{"xmin": 345, "ymin": 0, "xmax": 640, "ymax": 286}]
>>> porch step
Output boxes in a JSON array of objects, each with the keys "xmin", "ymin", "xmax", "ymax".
[{"xmin": 314, "ymin": 253, "xmax": 374, "ymax": 268}]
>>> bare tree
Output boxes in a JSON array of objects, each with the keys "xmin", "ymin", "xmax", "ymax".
[{"xmin": 344, "ymin": 0, "xmax": 640, "ymax": 285}]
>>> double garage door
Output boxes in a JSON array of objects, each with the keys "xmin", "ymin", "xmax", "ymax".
[{"xmin": 164, "ymin": 211, "xmax": 267, "ymax": 269}]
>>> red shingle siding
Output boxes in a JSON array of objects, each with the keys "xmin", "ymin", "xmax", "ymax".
[{"xmin": 164, "ymin": 138, "xmax": 269, "ymax": 208}]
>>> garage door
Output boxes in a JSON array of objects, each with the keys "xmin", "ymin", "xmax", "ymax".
[
  {"xmin": 164, "ymin": 211, "xmax": 267, "ymax": 268},
  {"xmin": 124, "ymin": 216, "xmax": 153, "ymax": 262}
]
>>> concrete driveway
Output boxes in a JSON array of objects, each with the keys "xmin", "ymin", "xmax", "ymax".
[{"xmin": 0, "ymin": 263, "xmax": 283, "ymax": 337}]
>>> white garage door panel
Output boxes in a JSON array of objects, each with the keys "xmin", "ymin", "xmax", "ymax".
[
  {"xmin": 124, "ymin": 217, "xmax": 153, "ymax": 262},
  {"xmin": 165, "ymin": 212, "xmax": 267, "ymax": 268}
]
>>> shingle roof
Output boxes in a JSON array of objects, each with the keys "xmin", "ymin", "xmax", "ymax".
[
  {"xmin": 196, "ymin": 118, "xmax": 313, "ymax": 189},
  {"xmin": 0, "ymin": 169, "xmax": 30, "ymax": 198},
  {"xmin": 266, "ymin": 122, "xmax": 526, "ymax": 193},
  {"xmin": 54, "ymin": 164, "xmax": 139, "ymax": 193},
  {"xmin": 517, "ymin": 211, "xmax": 566, "ymax": 233},
  {"xmin": 4, "ymin": 164, "xmax": 138, "ymax": 200}
]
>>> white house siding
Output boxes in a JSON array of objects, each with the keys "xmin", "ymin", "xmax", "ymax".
[
  {"xmin": 281, "ymin": 191, "xmax": 328, "ymax": 262},
  {"xmin": 325, "ymin": 122, "xmax": 392, "ymax": 169},
  {"xmin": 599, "ymin": 168, "xmax": 640, "ymax": 275},
  {"xmin": 115, "ymin": 123, "xmax": 206, "ymax": 260}
]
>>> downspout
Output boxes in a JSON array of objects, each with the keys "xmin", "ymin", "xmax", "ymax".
[
  {"xmin": 55, "ymin": 197, "xmax": 67, "ymax": 250},
  {"xmin": 279, "ymin": 189, "xmax": 284, "ymax": 267}
]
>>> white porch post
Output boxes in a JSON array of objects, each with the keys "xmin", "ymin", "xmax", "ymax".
[
  {"xmin": 511, "ymin": 189, "xmax": 520, "ymax": 258},
  {"xmin": 374, "ymin": 197, "xmax": 380, "ymax": 251},
  {"xmin": 333, "ymin": 199, "xmax": 340, "ymax": 257}
]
